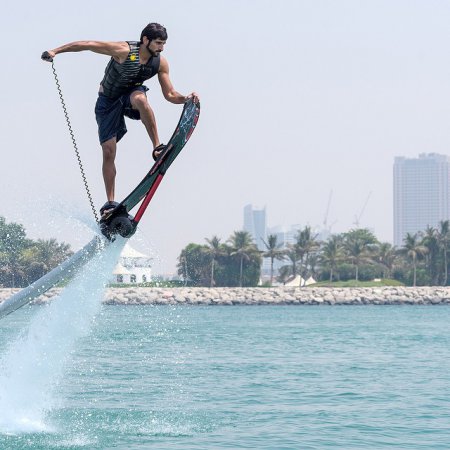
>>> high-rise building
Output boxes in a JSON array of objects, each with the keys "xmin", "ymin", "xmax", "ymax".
[
  {"xmin": 393, "ymin": 153, "xmax": 450, "ymax": 246},
  {"xmin": 243, "ymin": 204, "xmax": 267, "ymax": 251},
  {"xmin": 267, "ymin": 224, "xmax": 302, "ymax": 249}
]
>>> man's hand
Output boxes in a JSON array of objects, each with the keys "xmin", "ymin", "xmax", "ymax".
[
  {"xmin": 185, "ymin": 92, "xmax": 200, "ymax": 104},
  {"xmin": 41, "ymin": 50, "xmax": 55, "ymax": 62}
]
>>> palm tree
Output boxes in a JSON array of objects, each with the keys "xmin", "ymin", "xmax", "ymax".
[
  {"xmin": 294, "ymin": 228, "xmax": 307, "ymax": 278},
  {"xmin": 0, "ymin": 217, "xmax": 31, "ymax": 287},
  {"xmin": 20, "ymin": 238, "xmax": 72, "ymax": 284},
  {"xmin": 205, "ymin": 236, "xmax": 224, "ymax": 288},
  {"xmin": 422, "ymin": 226, "xmax": 439, "ymax": 285},
  {"xmin": 36, "ymin": 239, "xmax": 72, "ymax": 268},
  {"xmin": 228, "ymin": 231, "xmax": 256, "ymax": 287},
  {"xmin": 376, "ymin": 242, "xmax": 397, "ymax": 279},
  {"xmin": 320, "ymin": 235, "xmax": 344, "ymax": 282},
  {"xmin": 295, "ymin": 226, "xmax": 320, "ymax": 280},
  {"xmin": 307, "ymin": 253, "xmax": 320, "ymax": 281},
  {"xmin": 261, "ymin": 234, "xmax": 285, "ymax": 286},
  {"xmin": 437, "ymin": 221, "xmax": 450, "ymax": 285},
  {"xmin": 343, "ymin": 229, "xmax": 378, "ymax": 281},
  {"xmin": 401, "ymin": 232, "xmax": 428, "ymax": 286},
  {"xmin": 277, "ymin": 265, "xmax": 291, "ymax": 285},
  {"xmin": 284, "ymin": 244, "xmax": 300, "ymax": 280}
]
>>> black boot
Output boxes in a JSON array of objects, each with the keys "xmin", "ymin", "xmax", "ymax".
[
  {"xmin": 100, "ymin": 201, "xmax": 119, "ymax": 219},
  {"xmin": 152, "ymin": 143, "xmax": 167, "ymax": 161}
]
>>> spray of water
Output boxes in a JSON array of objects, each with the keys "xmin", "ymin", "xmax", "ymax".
[{"xmin": 0, "ymin": 236, "xmax": 126, "ymax": 434}]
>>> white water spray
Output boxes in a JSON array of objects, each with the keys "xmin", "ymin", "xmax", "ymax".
[{"xmin": 0, "ymin": 236, "xmax": 126, "ymax": 434}]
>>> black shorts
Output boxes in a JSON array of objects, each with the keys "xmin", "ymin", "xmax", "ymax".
[{"xmin": 94, "ymin": 86, "xmax": 148, "ymax": 144}]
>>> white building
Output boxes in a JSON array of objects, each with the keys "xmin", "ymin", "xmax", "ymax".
[
  {"xmin": 394, "ymin": 153, "xmax": 450, "ymax": 246},
  {"xmin": 268, "ymin": 224, "xmax": 302, "ymax": 249},
  {"xmin": 112, "ymin": 243, "xmax": 152, "ymax": 284}
]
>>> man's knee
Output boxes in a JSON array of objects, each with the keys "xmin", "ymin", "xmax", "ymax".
[{"xmin": 131, "ymin": 92, "xmax": 150, "ymax": 111}]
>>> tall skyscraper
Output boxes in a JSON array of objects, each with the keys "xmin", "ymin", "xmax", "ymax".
[
  {"xmin": 243, "ymin": 204, "xmax": 267, "ymax": 251},
  {"xmin": 393, "ymin": 153, "xmax": 450, "ymax": 246}
]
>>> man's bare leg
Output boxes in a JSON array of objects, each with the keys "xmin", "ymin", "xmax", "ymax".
[
  {"xmin": 101, "ymin": 137, "xmax": 117, "ymax": 203},
  {"xmin": 130, "ymin": 91, "xmax": 164, "ymax": 158}
]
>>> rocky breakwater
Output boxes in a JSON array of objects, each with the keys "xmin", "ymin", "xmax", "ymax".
[{"xmin": 2, "ymin": 286, "xmax": 450, "ymax": 306}]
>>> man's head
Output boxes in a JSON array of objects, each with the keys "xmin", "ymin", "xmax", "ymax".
[
  {"xmin": 140, "ymin": 23, "xmax": 168, "ymax": 44},
  {"xmin": 140, "ymin": 23, "xmax": 167, "ymax": 56}
]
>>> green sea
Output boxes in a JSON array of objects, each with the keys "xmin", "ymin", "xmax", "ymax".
[{"xmin": 1, "ymin": 242, "xmax": 450, "ymax": 449}]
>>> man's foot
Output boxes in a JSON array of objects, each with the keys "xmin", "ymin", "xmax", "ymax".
[
  {"xmin": 152, "ymin": 143, "xmax": 167, "ymax": 161},
  {"xmin": 100, "ymin": 201, "xmax": 119, "ymax": 219}
]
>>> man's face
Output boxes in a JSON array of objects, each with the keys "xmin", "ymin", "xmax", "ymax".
[{"xmin": 145, "ymin": 38, "xmax": 166, "ymax": 56}]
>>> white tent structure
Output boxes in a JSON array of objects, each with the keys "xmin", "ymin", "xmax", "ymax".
[{"xmin": 283, "ymin": 275, "xmax": 316, "ymax": 287}]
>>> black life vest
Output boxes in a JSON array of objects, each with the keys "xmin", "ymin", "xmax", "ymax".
[{"xmin": 100, "ymin": 41, "xmax": 160, "ymax": 99}]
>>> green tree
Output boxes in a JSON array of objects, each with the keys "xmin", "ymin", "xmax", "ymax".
[
  {"xmin": 205, "ymin": 236, "xmax": 225, "ymax": 287},
  {"xmin": 437, "ymin": 221, "xmax": 450, "ymax": 285},
  {"xmin": 343, "ymin": 229, "xmax": 378, "ymax": 281},
  {"xmin": 21, "ymin": 239, "xmax": 72, "ymax": 284},
  {"xmin": 422, "ymin": 226, "xmax": 440, "ymax": 285},
  {"xmin": 401, "ymin": 233, "xmax": 428, "ymax": 287},
  {"xmin": 261, "ymin": 234, "xmax": 285, "ymax": 286},
  {"xmin": 376, "ymin": 242, "xmax": 397, "ymax": 279},
  {"xmin": 0, "ymin": 217, "xmax": 32, "ymax": 287},
  {"xmin": 320, "ymin": 235, "xmax": 344, "ymax": 282},
  {"xmin": 228, "ymin": 231, "xmax": 259, "ymax": 287},
  {"xmin": 277, "ymin": 265, "xmax": 291, "ymax": 285},
  {"xmin": 295, "ymin": 226, "xmax": 320, "ymax": 280},
  {"xmin": 0, "ymin": 217, "xmax": 73, "ymax": 288},
  {"xmin": 284, "ymin": 244, "xmax": 300, "ymax": 279},
  {"xmin": 177, "ymin": 243, "xmax": 210, "ymax": 286},
  {"xmin": 177, "ymin": 233, "xmax": 261, "ymax": 288}
]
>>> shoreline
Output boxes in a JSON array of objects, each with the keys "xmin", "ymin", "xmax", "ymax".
[{"xmin": 1, "ymin": 286, "xmax": 450, "ymax": 305}]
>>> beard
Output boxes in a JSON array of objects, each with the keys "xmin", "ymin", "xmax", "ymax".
[{"xmin": 146, "ymin": 44, "xmax": 161, "ymax": 57}]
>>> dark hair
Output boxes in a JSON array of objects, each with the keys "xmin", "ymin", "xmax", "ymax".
[{"xmin": 140, "ymin": 23, "xmax": 168, "ymax": 43}]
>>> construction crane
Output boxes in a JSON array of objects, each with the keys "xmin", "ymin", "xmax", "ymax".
[
  {"xmin": 354, "ymin": 191, "xmax": 372, "ymax": 228},
  {"xmin": 323, "ymin": 190, "xmax": 337, "ymax": 233}
]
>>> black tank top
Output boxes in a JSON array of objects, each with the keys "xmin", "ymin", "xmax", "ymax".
[{"xmin": 100, "ymin": 41, "xmax": 160, "ymax": 99}]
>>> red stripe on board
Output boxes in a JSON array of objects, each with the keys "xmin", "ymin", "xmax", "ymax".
[{"xmin": 133, "ymin": 174, "xmax": 165, "ymax": 224}]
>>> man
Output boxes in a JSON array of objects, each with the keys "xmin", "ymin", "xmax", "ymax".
[{"xmin": 42, "ymin": 23, "xmax": 199, "ymax": 217}]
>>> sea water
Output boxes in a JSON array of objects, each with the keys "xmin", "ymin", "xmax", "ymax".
[
  {"xmin": 1, "ymin": 302, "xmax": 450, "ymax": 449},
  {"xmin": 0, "ymin": 236, "xmax": 125, "ymax": 441}
]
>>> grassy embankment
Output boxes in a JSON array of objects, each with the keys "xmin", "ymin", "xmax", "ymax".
[
  {"xmin": 309, "ymin": 279, "xmax": 404, "ymax": 288},
  {"xmin": 107, "ymin": 279, "xmax": 405, "ymax": 288}
]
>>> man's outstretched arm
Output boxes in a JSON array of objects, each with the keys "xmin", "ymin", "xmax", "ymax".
[{"xmin": 41, "ymin": 41, "xmax": 129, "ymax": 63}]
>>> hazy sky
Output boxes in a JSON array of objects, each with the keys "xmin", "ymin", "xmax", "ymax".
[{"xmin": 1, "ymin": 0, "xmax": 450, "ymax": 274}]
